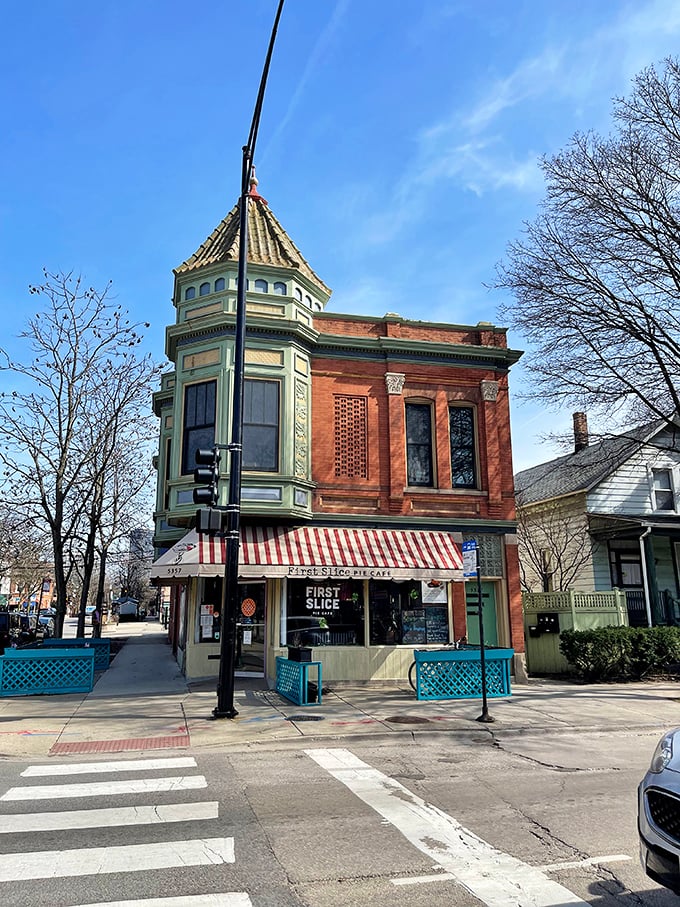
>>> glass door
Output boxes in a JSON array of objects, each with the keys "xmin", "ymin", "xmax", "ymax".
[{"xmin": 235, "ymin": 582, "xmax": 266, "ymax": 676}]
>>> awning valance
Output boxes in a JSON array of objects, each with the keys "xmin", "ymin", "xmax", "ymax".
[{"xmin": 151, "ymin": 526, "xmax": 463, "ymax": 582}]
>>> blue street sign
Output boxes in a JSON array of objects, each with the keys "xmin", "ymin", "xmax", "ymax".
[{"xmin": 462, "ymin": 539, "xmax": 478, "ymax": 577}]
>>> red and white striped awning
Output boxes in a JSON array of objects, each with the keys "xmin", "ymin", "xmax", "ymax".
[{"xmin": 151, "ymin": 526, "xmax": 463, "ymax": 582}]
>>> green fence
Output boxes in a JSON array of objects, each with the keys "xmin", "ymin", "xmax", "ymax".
[{"xmin": 523, "ymin": 590, "xmax": 628, "ymax": 675}]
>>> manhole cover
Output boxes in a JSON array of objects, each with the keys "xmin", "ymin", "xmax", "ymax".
[
  {"xmin": 385, "ymin": 715, "xmax": 431, "ymax": 724},
  {"xmin": 285, "ymin": 714, "xmax": 325, "ymax": 722}
]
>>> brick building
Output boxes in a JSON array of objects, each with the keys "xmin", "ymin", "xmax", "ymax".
[{"xmin": 151, "ymin": 175, "xmax": 525, "ymax": 684}]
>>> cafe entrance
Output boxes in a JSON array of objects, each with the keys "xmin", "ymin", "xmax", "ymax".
[{"xmin": 235, "ymin": 582, "xmax": 266, "ymax": 677}]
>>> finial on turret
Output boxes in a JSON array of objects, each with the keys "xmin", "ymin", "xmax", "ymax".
[{"xmin": 248, "ymin": 166, "xmax": 268, "ymax": 205}]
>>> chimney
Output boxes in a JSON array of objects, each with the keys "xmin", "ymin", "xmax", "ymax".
[{"xmin": 573, "ymin": 412, "xmax": 589, "ymax": 452}]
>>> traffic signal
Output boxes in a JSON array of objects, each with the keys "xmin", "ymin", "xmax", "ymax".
[{"xmin": 193, "ymin": 447, "xmax": 220, "ymax": 506}]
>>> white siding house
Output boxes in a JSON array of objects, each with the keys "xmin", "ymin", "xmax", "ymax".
[{"xmin": 515, "ymin": 415, "xmax": 680, "ymax": 627}]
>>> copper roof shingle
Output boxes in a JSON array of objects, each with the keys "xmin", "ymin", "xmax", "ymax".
[{"xmin": 175, "ymin": 193, "xmax": 331, "ymax": 295}]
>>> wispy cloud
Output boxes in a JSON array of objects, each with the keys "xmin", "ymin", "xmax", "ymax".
[
  {"xmin": 356, "ymin": 0, "xmax": 680, "ymax": 248},
  {"xmin": 259, "ymin": 0, "xmax": 349, "ymax": 167}
]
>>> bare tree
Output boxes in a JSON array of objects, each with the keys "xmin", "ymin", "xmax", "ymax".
[
  {"xmin": 0, "ymin": 271, "xmax": 161, "ymax": 636},
  {"xmin": 496, "ymin": 57, "xmax": 680, "ymax": 432},
  {"xmin": 515, "ymin": 495, "xmax": 598, "ymax": 593}
]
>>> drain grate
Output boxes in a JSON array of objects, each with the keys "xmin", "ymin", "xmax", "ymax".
[
  {"xmin": 285, "ymin": 714, "xmax": 325, "ymax": 722},
  {"xmin": 385, "ymin": 715, "xmax": 431, "ymax": 724}
]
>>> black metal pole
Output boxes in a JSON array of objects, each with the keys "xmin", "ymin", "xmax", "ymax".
[
  {"xmin": 475, "ymin": 562, "xmax": 494, "ymax": 723},
  {"xmin": 213, "ymin": 0, "xmax": 286, "ymax": 719}
]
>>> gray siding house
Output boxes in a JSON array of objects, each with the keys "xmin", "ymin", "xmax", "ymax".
[{"xmin": 515, "ymin": 414, "xmax": 680, "ymax": 627}]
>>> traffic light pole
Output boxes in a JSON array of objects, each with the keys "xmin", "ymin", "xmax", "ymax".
[{"xmin": 213, "ymin": 0, "xmax": 285, "ymax": 720}]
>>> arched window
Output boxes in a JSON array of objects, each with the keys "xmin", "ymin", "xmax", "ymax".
[
  {"xmin": 234, "ymin": 277, "xmax": 250, "ymax": 289},
  {"xmin": 214, "ymin": 277, "xmax": 225, "ymax": 292},
  {"xmin": 254, "ymin": 279, "xmax": 268, "ymax": 293},
  {"xmin": 273, "ymin": 282, "xmax": 286, "ymax": 295},
  {"xmin": 185, "ymin": 286, "xmax": 196, "ymax": 300},
  {"xmin": 304, "ymin": 295, "xmax": 312, "ymax": 307},
  {"xmin": 294, "ymin": 288, "xmax": 303, "ymax": 301},
  {"xmin": 199, "ymin": 282, "xmax": 210, "ymax": 297}
]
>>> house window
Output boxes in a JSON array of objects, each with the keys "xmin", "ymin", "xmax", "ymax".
[
  {"xmin": 609, "ymin": 541, "xmax": 643, "ymax": 587},
  {"xmin": 449, "ymin": 406, "xmax": 476, "ymax": 488},
  {"xmin": 334, "ymin": 395, "xmax": 368, "ymax": 478},
  {"xmin": 214, "ymin": 277, "xmax": 225, "ymax": 292},
  {"xmin": 273, "ymin": 282, "xmax": 286, "ymax": 295},
  {"xmin": 243, "ymin": 379, "xmax": 279, "ymax": 472},
  {"xmin": 294, "ymin": 288, "xmax": 303, "ymax": 301},
  {"xmin": 181, "ymin": 380, "xmax": 216, "ymax": 474},
  {"xmin": 406, "ymin": 402, "xmax": 433, "ymax": 486},
  {"xmin": 254, "ymin": 279, "xmax": 268, "ymax": 293},
  {"xmin": 653, "ymin": 468, "xmax": 675, "ymax": 511},
  {"xmin": 163, "ymin": 438, "xmax": 172, "ymax": 510},
  {"xmin": 185, "ymin": 286, "xmax": 196, "ymax": 300},
  {"xmin": 199, "ymin": 282, "xmax": 211, "ymax": 297}
]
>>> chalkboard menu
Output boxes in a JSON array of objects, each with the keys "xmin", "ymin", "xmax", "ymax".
[
  {"xmin": 425, "ymin": 606, "xmax": 449, "ymax": 643},
  {"xmin": 401, "ymin": 609, "xmax": 426, "ymax": 644}
]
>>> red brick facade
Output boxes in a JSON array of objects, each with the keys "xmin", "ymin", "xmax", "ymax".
[{"xmin": 309, "ymin": 312, "xmax": 524, "ymax": 655}]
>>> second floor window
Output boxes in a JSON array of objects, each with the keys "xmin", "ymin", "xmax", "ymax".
[
  {"xmin": 449, "ymin": 406, "xmax": 476, "ymax": 488},
  {"xmin": 243, "ymin": 379, "xmax": 279, "ymax": 472},
  {"xmin": 181, "ymin": 380, "xmax": 216, "ymax": 475},
  {"xmin": 406, "ymin": 403, "xmax": 433, "ymax": 486},
  {"xmin": 653, "ymin": 468, "xmax": 674, "ymax": 510}
]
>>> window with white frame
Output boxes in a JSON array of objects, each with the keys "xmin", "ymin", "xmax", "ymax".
[{"xmin": 652, "ymin": 467, "xmax": 675, "ymax": 510}]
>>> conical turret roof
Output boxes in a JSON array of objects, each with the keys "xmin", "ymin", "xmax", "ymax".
[{"xmin": 175, "ymin": 176, "xmax": 331, "ymax": 296}]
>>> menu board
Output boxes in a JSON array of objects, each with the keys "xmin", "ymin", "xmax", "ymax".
[
  {"xmin": 425, "ymin": 606, "xmax": 449, "ymax": 643},
  {"xmin": 401, "ymin": 609, "xmax": 426, "ymax": 644}
]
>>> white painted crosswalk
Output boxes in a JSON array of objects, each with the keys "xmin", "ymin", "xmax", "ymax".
[{"xmin": 0, "ymin": 755, "xmax": 253, "ymax": 906}]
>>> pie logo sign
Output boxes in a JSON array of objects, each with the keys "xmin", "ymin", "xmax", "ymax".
[{"xmin": 241, "ymin": 598, "xmax": 256, "ymax": 618}]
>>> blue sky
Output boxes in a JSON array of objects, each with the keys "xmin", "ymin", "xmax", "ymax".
[{"xmin": 2, "ymin": 0, "xmax": 680, "ymax": 472}]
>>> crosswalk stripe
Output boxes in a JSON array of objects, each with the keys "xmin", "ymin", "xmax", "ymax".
[
  {"xmin": 307, "ymin": 747, "xmax": 588, "ymax": 907},
  {"xmin": 74, "ymin": 896, "xmax": 252, "ymax": 906},
  {"xmin": 0, "ymin": 836, "xmax": 235, "ymax": 882},
  {"xmin": 1, "ymin": 775, "xmax": 207, "ymax": 801},
  {"xmin": 0, "ymin": 801, "xmax": 219, "ymax": 833},
  {"xmin": 22, "ymin": 757, "xmax": 197, "ymax": 777}
]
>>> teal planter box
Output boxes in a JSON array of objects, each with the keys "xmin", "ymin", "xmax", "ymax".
[
  {"xmin": 413, "ymin": 647, "xmax": 513, "ymax": 701},
  {"xmin": 40, "ymin": 638, "xmax": 111, "ymax": 671},
  {"xmin": 0, "ymin": 647, "xmax": 95, "ymax": 696}
]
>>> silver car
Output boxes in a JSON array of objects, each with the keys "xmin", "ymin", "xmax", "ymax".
[{"xmin": 639, "ymin": 729, "xmax": 680, "ymax": 893}]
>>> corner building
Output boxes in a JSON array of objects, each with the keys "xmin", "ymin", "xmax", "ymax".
[{"xmin": 151, "ymin": 177, "xmax": 525, "ymax": 685}]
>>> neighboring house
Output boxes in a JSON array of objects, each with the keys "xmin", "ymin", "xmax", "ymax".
[
  {"xmin": 150, "ymin": 174, "xmax": 525, "ymax": 684},
  {"xmin": 515, "ymin": 412, "xmax": 680, "ymax": 627}
]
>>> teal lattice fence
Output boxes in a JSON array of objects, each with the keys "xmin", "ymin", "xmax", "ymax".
[
  {"xmin": 276, "ymin": 656, "xmax": 322, "ymax": 706},
  {"xmin": 40, "ymin": 638, "xmax": 111, "ymax": 671},
  {"xmin": 413, "ymin": 647, "xmax": 513, "ymax": 701},
  {"xmin": 0, "ymin": 648, "xmax": 95, "ymax": 696}
]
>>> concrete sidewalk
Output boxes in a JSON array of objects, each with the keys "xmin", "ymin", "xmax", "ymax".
[{"xmin": 2, "ymin": 621, "xmax": 680, "ymax": 760}]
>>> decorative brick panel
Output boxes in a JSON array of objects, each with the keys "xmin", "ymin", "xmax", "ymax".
[{"xmin": 334, "ymin": 395, "xmax": 368, "ymax": 478}]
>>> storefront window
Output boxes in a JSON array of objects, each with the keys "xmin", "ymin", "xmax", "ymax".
[
  {"xmin": 369, "ymin": 580, "xmax": 449, "ymax": 645},
  {"xmin": 197, "ymin": 577, "xmax": 222, "ymax": 643},
  {"xmin": 286, "ymin": 580, "xmax": 364, "ymax": 646}
]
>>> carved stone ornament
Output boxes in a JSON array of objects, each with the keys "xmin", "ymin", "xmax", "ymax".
[
  {"xmin": 480, "ymin": 380, "xmax": 499, "ymax": 402},
  {"xmin": 385, "ymin": 372, "xmax": 406, "ymax": 395}
]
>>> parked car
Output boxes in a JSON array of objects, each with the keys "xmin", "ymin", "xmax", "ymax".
[
  {"xmin": 37, "ymin": 614, "xmax": 55, "ymax": 637},
  {"xmin": 639, "ymin": 728, "xmax": 680, "ymax": 894}
]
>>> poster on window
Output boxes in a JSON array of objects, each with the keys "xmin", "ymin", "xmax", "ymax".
[
  {"xmin": 421, "ymin": 581, "xmax": 447, "ymax": 604},
  {"xmin": 425, "ymin": 606, "xmax": 449, "ymax": 643}
]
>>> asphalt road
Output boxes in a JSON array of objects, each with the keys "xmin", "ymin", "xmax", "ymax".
[{"xmin": 0, "ymin": 726, "xmax": 677, "ymax": 906}]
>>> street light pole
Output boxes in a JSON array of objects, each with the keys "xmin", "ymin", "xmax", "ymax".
[{"xmin": 213, "ymin": 0, "xmax": 286, "ymax": 719}]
